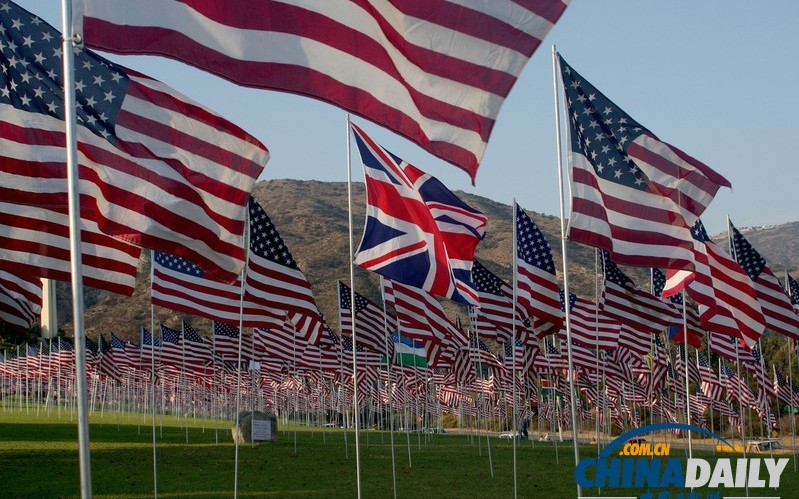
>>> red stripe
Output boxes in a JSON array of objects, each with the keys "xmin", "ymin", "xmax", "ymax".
[{"xmin": 84, "ymin": 21, "xmax": 482, "ymax": 178}]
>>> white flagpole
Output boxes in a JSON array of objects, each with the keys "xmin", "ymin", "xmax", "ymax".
[
  {"xmin": 510, "ymin": 200, "xmax": 519, "ymax": 499},
  {"xmin": 60, "ymin": 2, "xmax": 91, "ymax": 496},
  {"xmin": 681, "ymin": 295, "xmax": 693, "ymax": 460},
  {"xmin": 551, "ymin": 45, "xmax": 582, "ymax": 498},
  {"xmin": 378, "ymin": 276, "xmax": 398, "ymax": 499},
  {"xmin": 344, "ymin": 114, "xmax": 363, "ymax": 498}
]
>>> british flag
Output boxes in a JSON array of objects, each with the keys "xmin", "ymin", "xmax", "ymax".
[{"xmin": 351, "ymin": 123, "xmax": 486, "ymax": 305}]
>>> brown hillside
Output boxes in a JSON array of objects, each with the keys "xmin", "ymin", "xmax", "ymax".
[{"xmin": 58, "ymin": 179, "xmax": 799, "ymax": 343}]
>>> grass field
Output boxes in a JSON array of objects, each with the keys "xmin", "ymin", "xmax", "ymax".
[{"xmin": 1, "ymin": 408, "xmax": 798, "ymax": 498}]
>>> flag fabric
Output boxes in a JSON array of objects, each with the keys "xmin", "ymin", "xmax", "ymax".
[
  {"xmin": 351, "ymin": 123, "xmax": 486, "ymax": 305},
  {"xmin": 599, "ymin": 251, "xmax": 671, "ymax": 355},
  {"xmin": 244, "ymin": 198, "xmax": 326, "ymax": 343},
  {"xmin": 557, "ymin": 54, "xmax": 730, "ymax": 270},
  {"xmin": 79, "ymin": 0, "xmax": 570, "ymax": 180},
  {"xmin": 159, "ymin": 325, "xmax": 183, "ymax": 366},
  {"xmin": 0, "ymin": 269, "xmax": 41, "ymax": 332},
  {"xmin": 181, "ymin": 322, "xmax": 213, "ymax": 372},
  {"xmin": 1, "ymin": 2, "xmax": 268, "ymax": 282},
  {"xmin": 0, "ymin": 202, "xmax": 140, "ymax": 296},
  {"xmin": 651, "ymin": 268, "xmax": 703, "ymax": 348},
  {"xmin": 664, "ymin": 220, "xmax": 765, "ymax": 348},
  {"xmin": 697, "ymin": 352, "xmax": 724, "ymax": 401},
  {"xmin": 788, "ymin": 274, "xmax": 799, "ymax": 314},
  {"xmin": 470, "ymin": 260, "xmax": 516, "ymax": 342},
  {"xmin": 151, "ymin": 251, "xmax": 258, "ymax": 325},
  {"xmin": 729, "ymin": 221, "xmax": 799, "ymax": 341},
  {"xmin": 559, "ymin": 290, "xmax": 621, "ymax": 351},
  {"xmin": 514, "ymin": 204, "xmax": 562, "ymax": 335},
  {"xmin": 382, "ymin": 279, "xmax": 467, "ymax": 348},
  {"xmin": 212, "ymin": 322, "xmax": 244, "ymax": 361},
  {"xmin": 337, "ymin": 281, "xmax": 395, "ymax": 354}
]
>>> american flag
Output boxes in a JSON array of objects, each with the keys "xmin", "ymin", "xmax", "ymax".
[
  {"xmin": 720, "ymin": 361, "xmax": 754, "ymax": 406},
  {"xmin": 599, "ymin": 251, "xmax": 671, "ymax": 356},
  {"xmin": 730, "ymin": 221, "xmax": 799, "ymax": 340},
  {"xmin": 97, "ymin": 334, "xmax": 121, "ymax": 382},
  {"xmin": 337, "ymin": 281, "xmax": 395, "ymax": 354},
  {"xmin": 674, "ymin": 345, "xmax": 701, "ymax": 387},
  {"xmin": 664, "ymin": 220, "xmax": 765, "ymax": 349},
  {"xmin": 749, "ymin": 346, "xmax": 776, "ymax": 410},
  {"xmin": 351, "ymin": 123, "xmax": 486, "ymax": 305},
  {"xmin": 152, "ymin": 251, "xmax": 254, "ymax": 325},
  {"xmin": 697, "ymin": 352, "xmax": 724, "ymax": 401},
  {"xmin": 253, "ymin": 321, "xmax": 307, "ymax": 369},
  {"xmin": 558, "ymin": 54, "xmax": 730, "ymax": 270},
  {"xmin": 503, "ymin": 338, "xmax": 529, "ymax": 372},
  {"xmin": 651, "ymin": 268, "xmax": 704, "ymax": 348},
  {"xmin": 110, "ymin": 333, "xmax": 136, "ymax": 373},
  {"xmin": 558, "ymin": 290, "xmax": 621, "ymax": 351},
  {"xmin": 788, "ymin": 274, "xmax": 799, "ymax": 312},
  {"xmin": 159, "ymin": 325, "xmax": 183, "ymax": 367},
  {"xmin": 212, "ymin": 321, "xmax": 248, "ymax": 361},
  {"xmin": 0, "ymin": 203, "xmax": 140, "ymax": 296},
  {"xmin": 515, "ymin": 204, "xmax": 562, "ymax": 336},
  {"xmin": 0, "ymin": 2, "xmax": 268, "ymax": 281},
  {"xmin": 0, "ymin": 268, "xmax": 41, "ymax": 333},
  {"xmin": 382, "ymin": 279, "xmax": 467, "ymax": 348},
  {"xmin": 80, "ymin": 0, "xmax": 569, "ymax": 180},
  {"xmin": 140, "ymin": 327, "xmax": 161, "ymax": 367},
  {"xmin": 774, "ymin": 367, "xmax": 798, "ymax": 406},
  {"xmin": 245, "ymin": 198, "xmax": 327, "ymax": 343},
  {"xmin": 182, "ymin": 322, "xmax": 213, "ymax": 372},
  {"xmin": 468, "ymin": 333, "xmax": 503, "ymax": 372},
  {"xmin": 470, "ymin": 260, "xmax": 515, "ymax": 342}
]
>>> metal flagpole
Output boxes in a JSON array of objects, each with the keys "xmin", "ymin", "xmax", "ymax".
[
  {"xmin": 681, "ymin": 295, "xmax": 693, "ymax": 460},
  {"xmin": 59, "ymin": 1, "xmax": 91, "ymax": 496},
  {"xmin": 233, "ymin": 212, "xmax": 251, "ymax": 498},
  {"xmin": 344, "ymin": 114, "xmax": 363, "ymax": 498},
  {"xmin": 510, "ymin": 200, "xmax": 519, "ymax": 499},
  {"xmin": 378, "ymin": 276, "xmax": 398, "ymax": 499},
  {"xmin": 551, "ymin": 45, "xmax": 582, "ymax": 498},
  {"xmin": 148, "ymin": 258, "xmax": 158, "ymax": 498}
]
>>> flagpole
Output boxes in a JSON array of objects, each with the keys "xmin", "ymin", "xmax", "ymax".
[
  {"xmin": 344, "ymin": 114, "xmax": 363, "ymax": 499},
  {"xmin": 785, "ymin": 270, "xmax": 797, "ymax": 471},
  {"xmin": 510, "ymin": 200, "xmax": 519, "ymax": 499},
  {"xmin": 551, "ymin": 45, "xmax": 582, "ymax": 498},
  {"xmin": 681, "ymin": 294, "xmax": 693, "ymax": 460},
  {"xmin": 59, "ymin": 2, "xmax": 92, "ymax": 496},
  {"xmin": 378, "ymin": 276, "xmax": 398, "ymax": 499}
]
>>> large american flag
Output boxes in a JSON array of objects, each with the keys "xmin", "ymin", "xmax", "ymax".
[
  {"xmin": 0, "ymin": 2, "xmax": 268, "ymax": 282},
  {"xmin": 515, "ymin": 204, "xmax": 562, "ymax": 335},
  {"xmin": 730, "ymin": 221, "xmax": 799, "ymax": 340},
  {"xmin": 245, "ymin": 198, "xmax": 326, "ymax": 343},
  {"xmin": 351, "ymin": 123, "xmax": 486, "ymax": 305},
  {"xmin": 557, "ymin": 54, "xmax": 730, "ymax": 270},
  {"xmin": 0, "ymin": 202, "xmax": 140, "ymax": 296},
  {"xmin": 79, "ymin": 0, "xmax": 569, "ymax": 180},
  {"xmin": 664, "ymin": 220, "xmax": 764, "ymax": 348}
]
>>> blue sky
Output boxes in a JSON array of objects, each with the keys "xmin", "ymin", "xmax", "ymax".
[{"xmin": 33, "ymin": 1, "xmax": 799, "ymax": 236}]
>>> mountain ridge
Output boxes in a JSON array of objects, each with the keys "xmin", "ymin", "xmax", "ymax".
[{"xmin": 56, "ymin": 179, "xmax": 799, "ymax": 344}]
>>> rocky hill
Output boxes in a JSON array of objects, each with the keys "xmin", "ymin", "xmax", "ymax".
[{"xmin": 56, "ymin": 179, "xmax": 799, "ymax": 344}]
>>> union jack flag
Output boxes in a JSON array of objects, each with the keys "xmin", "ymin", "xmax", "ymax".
[{"xmin": 351, "ymin": 123, "xmax": 486, "ymax": 305}]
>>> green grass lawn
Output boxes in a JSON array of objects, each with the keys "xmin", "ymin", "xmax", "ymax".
[{"xmin": 1, "ymin": 408, "xmax": 798, "ymax": 498}]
